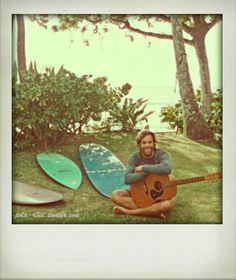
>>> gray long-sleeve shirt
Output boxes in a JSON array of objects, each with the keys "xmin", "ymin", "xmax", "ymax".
[{"xmin": 124, "ymin": 148, "xmax": 173, "ymax": 185}]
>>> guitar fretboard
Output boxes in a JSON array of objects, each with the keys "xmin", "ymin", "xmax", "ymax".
[{"xmin": 165, "ymin": 175, "xmax": 205, "ymax": 187}]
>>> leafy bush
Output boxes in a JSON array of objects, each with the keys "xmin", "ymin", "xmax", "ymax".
[
  {"xmin": 160, "ymin": 89, "xmax": 222, "ymax": 138},
  {"xmin": 159, "ymin": 102, "xmax": 183, "ymax": 133},
  {"xmin": 13, "ymin": 64, "xmax": 128, "ymax": 149},
  {"xmin": 105, "ymin": 98, "xmax": 155, "ymax": 132},
  {"xmin": 205, "ymin": 89, "xmax": 222, "ymax": 136}
]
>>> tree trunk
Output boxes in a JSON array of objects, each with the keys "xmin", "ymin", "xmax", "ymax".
[
  {"xmin": 170, "ymin": 15, "xmax": 213, "ymax": 140},
  {"xmin": 17, "ymin": 15, "xmax": 26, "ymax": 82},
  {"xmin": 192, "ymin": 16, "xmax": 213, "ymax": 118}
]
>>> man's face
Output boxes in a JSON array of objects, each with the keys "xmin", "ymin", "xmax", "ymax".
[{"xmin": 139, "ymin": 134, "xmax": 155, "ymax": 158}]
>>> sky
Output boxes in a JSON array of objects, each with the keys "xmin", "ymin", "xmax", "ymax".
[{"xmin": 13, "ymin": 15, "xmax": 222, "ymax": 130}]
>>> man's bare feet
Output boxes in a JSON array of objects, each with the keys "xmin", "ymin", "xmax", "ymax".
[
  {"xmin": 113, "ymin": 206, "xmax": 168, "ymax": 219},
  {"xmin": 158, "ymin": 212, "xmax": 167, "ymax": 219},
  {"xmin": 113, "ymin": 206, "xmax": 127, "ymax": 215}
]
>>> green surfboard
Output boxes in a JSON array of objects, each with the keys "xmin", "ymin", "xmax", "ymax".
[{"xmin": 37, "ymin": 153, "xmax": 82, "ymax": 189}]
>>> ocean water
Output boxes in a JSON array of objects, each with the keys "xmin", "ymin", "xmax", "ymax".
[
  {"xmin": 87, "ymin": 86, "xmax": 180, "ymax": 132},
  {"xmin": 145, "ymin": 103, "xmax": 175, "ymax": 132},
  {"xmin": 125, "ymin": 85, "xmax": 180, "ymax": 132}
]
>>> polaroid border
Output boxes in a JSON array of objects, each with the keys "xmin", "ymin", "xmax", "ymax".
[{"xmin": 1, "ymin": 0, "xmax": 236, "ymax": 279}]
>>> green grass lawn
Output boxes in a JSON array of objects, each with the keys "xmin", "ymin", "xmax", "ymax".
[{"xmin": 12, "ymin": 133, "xmax": 222, "ymax": 224}]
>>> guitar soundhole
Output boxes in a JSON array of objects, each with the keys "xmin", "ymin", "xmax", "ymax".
[
  {"xmin": 150, "ymin": 190, "xmax": 158, "ymax": 199},
  {"xmin": 150, "ymin": 181, "xmax": 164, "ymax": 200},
  {"xmin": 154, "ymin": 181, "xmax": 163, "ymax": 191}
]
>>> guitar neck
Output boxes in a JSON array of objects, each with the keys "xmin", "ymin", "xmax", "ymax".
[{"xmin": 170, "ymin": 175, "xmax": 206, "ymax": 187}]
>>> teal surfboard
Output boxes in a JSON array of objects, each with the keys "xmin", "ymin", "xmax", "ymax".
[
  {"xmin": 37, "ymin": 153, "xmax": 82, "ymax": 189},
  {"xmin": 79, "ymin": 143, "xmax": 128, "ymax": 197}
]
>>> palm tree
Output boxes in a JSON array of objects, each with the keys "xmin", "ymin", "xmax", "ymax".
[{"xmin": 170, "ymin": 15, "xmax": 213, "ymax": 140}]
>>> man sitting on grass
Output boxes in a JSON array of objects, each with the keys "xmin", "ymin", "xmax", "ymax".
[{"xmin": 111, "ymin": 130, "xmax": 174, "ymax": 219}]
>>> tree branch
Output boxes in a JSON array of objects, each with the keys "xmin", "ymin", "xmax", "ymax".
[
  {"xmin": 206, "ymin": 15, "xmax": 221, "ymax": 31},
  {"xmin": 123, "ymin": 19, "xmax": 193, "ymax": 46},
  {"xmin": 155, "ymin": 14, "xmax": 171, "ymax": 22},
  {"xmin": 84, "ymin": 15, "xmax": 103, "ymax": 25},
  {"xmin": 181, "ymin": 22, "xmax": 194, "ymax": 35}
]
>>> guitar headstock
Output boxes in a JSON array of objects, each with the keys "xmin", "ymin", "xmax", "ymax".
[{"xmin": 204, "ymin": 171, "xmax": 222, "ymax": 181}]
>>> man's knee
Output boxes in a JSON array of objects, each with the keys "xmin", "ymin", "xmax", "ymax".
[
  {"xmin": 110, "ymin": 190, "xmax": 120, "ymax": 202},
  {"xmin": 111, "ymin": 189, "xmax": 128, "ymax": 203},
  {"xmin": 162, "ymin": 199, "xmax": 175, "ymax": 209}
]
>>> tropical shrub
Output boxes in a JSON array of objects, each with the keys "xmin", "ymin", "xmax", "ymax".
[
  {"xmin": 159, "ymin": 89, "xmax": 222, "ymax": 138},
  {"xmin": 159, "ymin": 102, "xmax": 183, "ymax": 133},
  {"xmin": 106, "ymin": 97, "xmax": 155, "ymax": 132},
  {"xmin": 205, "ymin": 89, "xmax": 222, "ymax": 135},
  {"xmin": 13, "ymin": 64, "xmax": 129, "ymax": 149}
]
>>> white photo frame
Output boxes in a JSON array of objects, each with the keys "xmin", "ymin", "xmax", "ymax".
[{"xmin": 1, "ymin": 0, "xmax": 236, "ymax": 279}]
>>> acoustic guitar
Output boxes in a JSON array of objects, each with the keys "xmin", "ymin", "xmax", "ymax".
[{"xmin": 130, "ymin": 172, "xmax": 222, "ymax": 208}]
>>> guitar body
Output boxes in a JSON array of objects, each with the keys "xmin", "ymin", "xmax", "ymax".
[
  {"xmin": 130, "ymin": 173, "xmax": 177, "ymax": 208},
  {"xmin": 130, "ymin": 171, "xmax": 221, "ymax": 208}
]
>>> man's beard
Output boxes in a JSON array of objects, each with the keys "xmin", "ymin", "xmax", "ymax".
[{"xmin": 141, "ymin": 147, "xmax": 154, "ymax": 158}]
